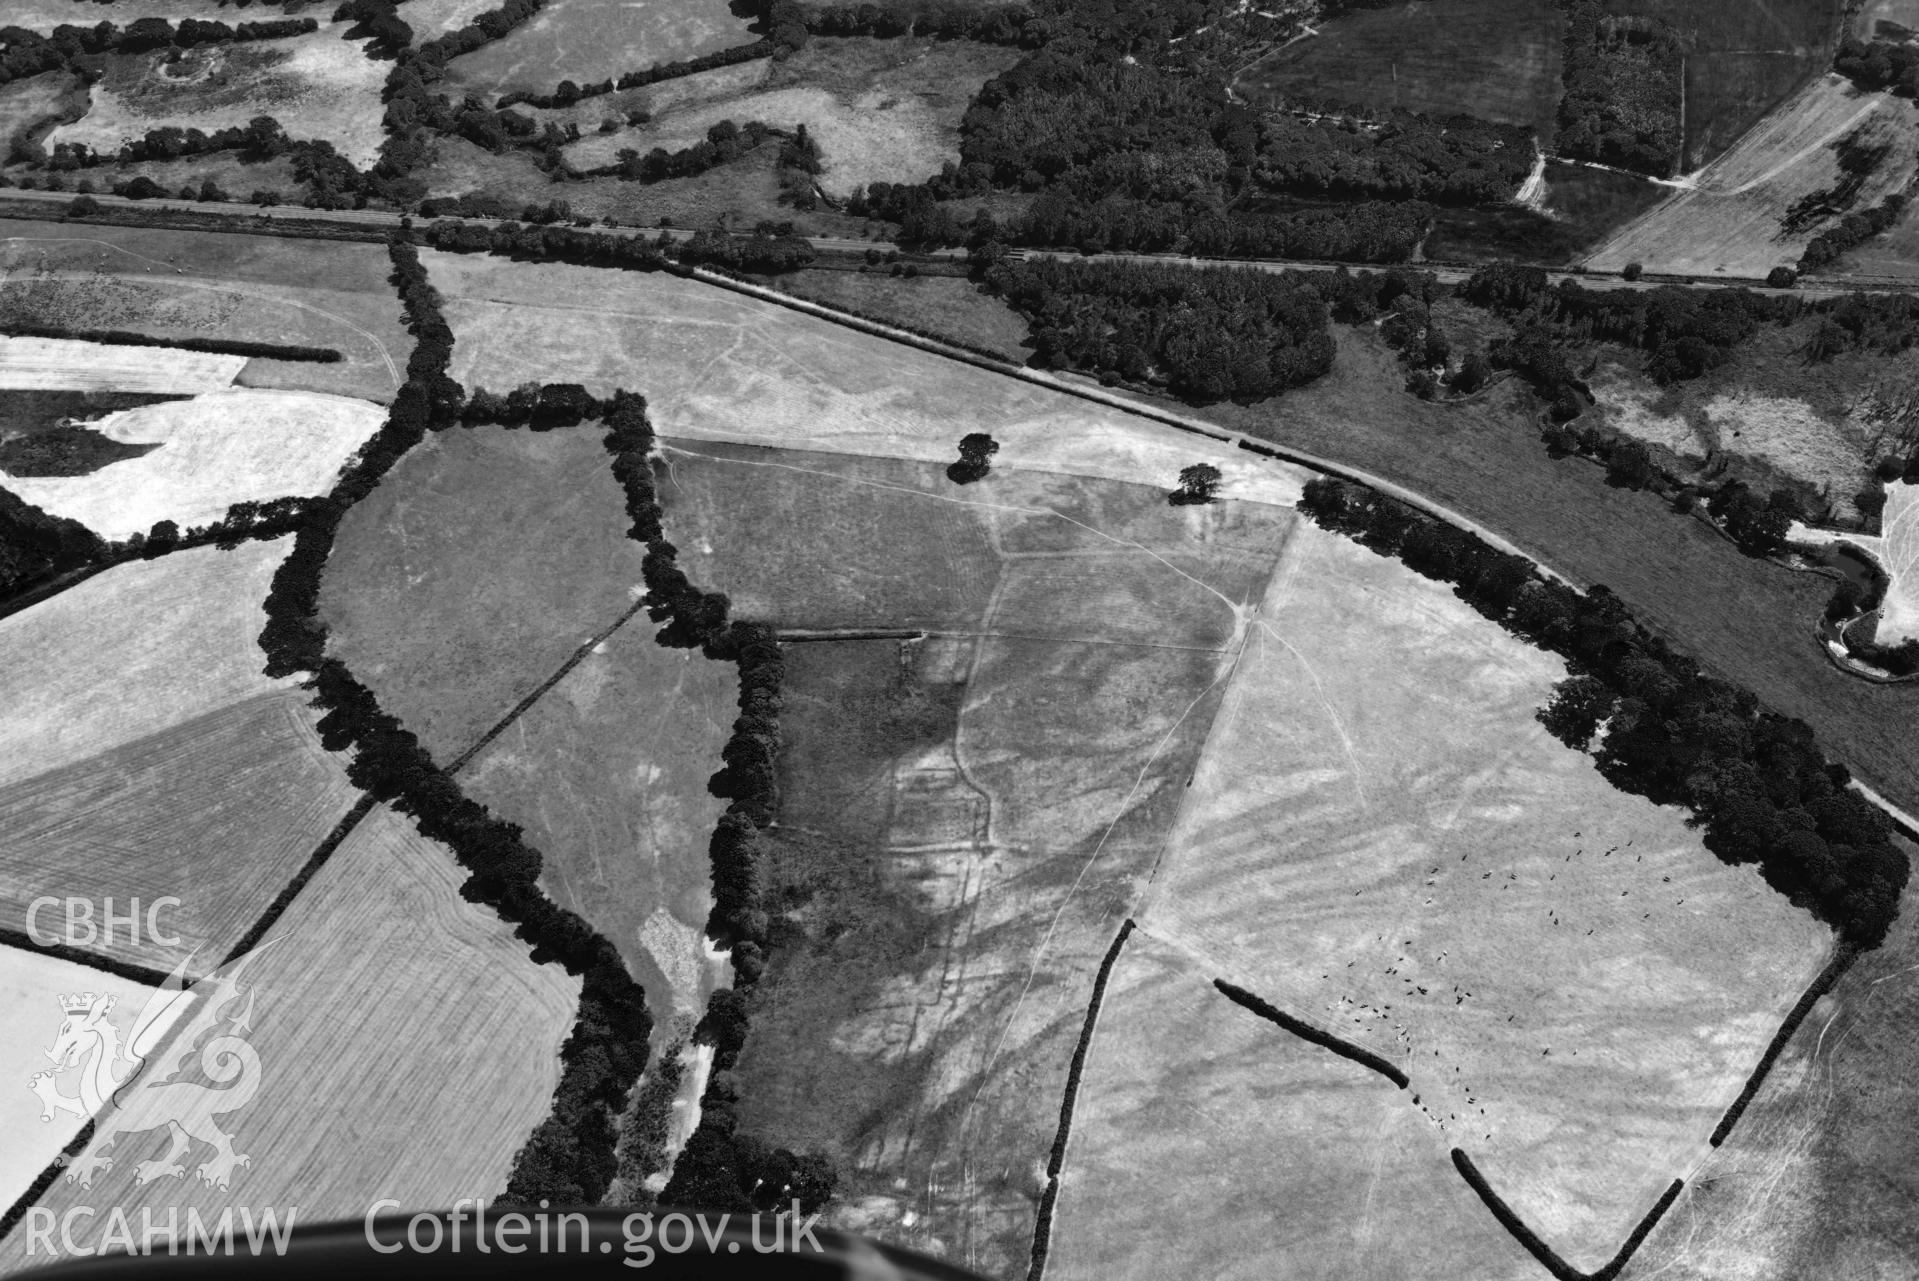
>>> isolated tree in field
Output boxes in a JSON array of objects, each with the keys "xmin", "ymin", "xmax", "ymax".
[
  {"xmin": 947, "ymin": 431, "xmax": 999, "ymax": 484},
  {"xmin": 1169, "ymin": 462, "xmax": 1223, "ymax": 506},
  {"xmin": 1621, "ymin": 262, "xmax": 1643, "ymax": 281}
]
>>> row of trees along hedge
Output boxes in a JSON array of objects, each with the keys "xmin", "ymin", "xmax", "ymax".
[
  {"xmin": 595, "ymin": 388, "xmax": 838, "ymax": 1213},
  {"xmin": 576, "ymin": 120, "xmax": 780, "ymax": 184},
  {"xmin": 497, "ymin": 41, "xmax": 777, "ymax": 111},
  {"xmin": 0, "ymin": 15, "xmax": 316, "ymax": 88},
  {"xmin": 1799, "ymin": 191, "xmax": 1909, "ymax": 274},
  {"xmin": 252, "ymin": 235, "xmax": 652, "ymax": 1205},
  {"xmin": 1296, "ymin": 477, "xmax": 1910, "ymax": 948},
  {"xmin": 1834, "ymin": 36, "xmax": 1919, "ymax": 97},
  {"xmin": 2, "ymin": 319, "xmax": 340, "ymax": 363},
  {"xmin": 749, "ymin": 0, "xmax": 1039, "ymax": 45},
  {"xmin": 1555, "ymin": 3, "xmax": 1684, "ymax": 176},
  {"xmin": 422, "ymin": 217, "xmax": 818, "ymax": 273},
  {"xmin": 981, "ymin": 256, "xmax": 1334, "ymax": 402}
]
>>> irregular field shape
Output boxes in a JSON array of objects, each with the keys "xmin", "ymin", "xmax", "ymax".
[
  {"xmin": 0, "ymin": 804, "xmax": 580, "ymax": 1260},
  {"xmin": 1141, "ymin": 521, "xmax": 1833, "ymax": 1270},
  {"xmin": 443, "ymin": 0, "xmax": 753, "ymax": 97},
  {"xmin": 0, "ymin": 538, "xmax": 299, "ymax": 788},
  {"xmin": 45, "ymin": 25, "xmax": 388, "ymax": 170},
  {"xmin": 461, "ymin": 623, "xmax": 735, "ymax": 1027},
  {"xmin": 1045, "ymin": 931, "xmax": 1541, "ymax": 1281},
  {"xmin": 1796, "ymin": 481, "xmax": 1919, "ymax": 645},
  {"xmin": 427, "ymin": 251, "xmax": 1300, "ymax": 506},
  {"xmin": 1236, "ymin": 0, "xmax": 1564, "ymax": 143},
  {"xmin": 0, "ymin": 946, "xmax": 193, "ymax": 1211},
  {"xmin": 0, "ymin": 335, "xmax": 243, "ymax": 394},
  {"xmin": 0, "ymin": 389, "xmax": 382, "ymax": 540},
  {"xmin": 0, "ymin": 692, "xmax": 356, "ymax": 974},
  {"xmin": 1585, "ymin": 75, "xmax": 1919, "ymax": 279},
  {"xmin": 1701, "ymin": 390, "xmax": 1864, "ymax": 499},
  {"xmin": 0, "ymin": 224, "xmax": 408, "ymax": 403},
  {"xmin": 319, "ymin": 422, "xmax": 647, "ymax": 763},
  {"xmin": 527, "ymin": 57, "xmax": 774, "ymax": 134}
]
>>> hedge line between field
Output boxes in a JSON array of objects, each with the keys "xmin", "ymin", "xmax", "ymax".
[
  {"xmin": 496, "ymin": 40, "xmax": 776, "ymax": 110},
  {"xmin": 1213, "ymin": 978, "xmax": 1411, "ymax": 1089},
  {"xmin": 1708, "ymin": 943, "xmax": 1859, "ymax": 1146},
  {"xmin": 0, "ymin": 322, "xmax": 342, "ymax": 363},
  {"xmin": 1026, "ymin": 917, "xmax": 1135, "ymax": 1281},
  {"xmin": 1452, "ymin": 1148, "xmax": 1684, "ymax": 1281},
  {"xmin": 251, "ymin": 232, "xmax": 653, "ymax": 1206}
]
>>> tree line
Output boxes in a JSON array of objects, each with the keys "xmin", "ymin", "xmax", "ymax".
[
  {"xmin": 497, "ymin": 41, "xmax": 777, "ymax": 111},
  {"xmin": 421, "ymin": 217, "xmax": 817, "ymax": 274},
  {"xmin": 5, "ymin": 315, "xmax": 341, "ymax": 363},
  {"xmin": 982, "ymin": 256, "xmax": 1334, "ymax": 402},
  {"xmin": 1253, "ymin": 111, "xmax": 1534, "ymax": 207},
  {"xmin": 1799, "ymin": 191, "xmax": 1908, "ymax": 275},
  {"xmin": 1834, "ymin": 36, "xmax": 1919, "ymax": 97},
  {"xmin": 0, "ymin": 14, "xmax": 317, "ymax": 88},
  {"xmin": 1297, "ymin": 477, "xmax": 1910, "ymax": 947}
]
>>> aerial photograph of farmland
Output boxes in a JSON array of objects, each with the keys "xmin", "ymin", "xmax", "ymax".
[{"xmin": 8, "ymin": 0, "xmax": 1919, "ymax": 1277}]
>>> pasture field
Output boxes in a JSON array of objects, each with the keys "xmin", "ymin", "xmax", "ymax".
[
  {"xmin": 401, "ymin": 0, "xmax": 507, "ymax": 44},
  {"xmin": 0, "ymin": 336, "xmax": 244, "ymax": 394},
  {"xmin": 1604, "ymin": 0, "xmax": 1845, "ymax": 169},
  {"xmin": 564, "ymin": 37, "xmax": 1021, "ymax": 201},
  {"xmin": 761, "ymin": 268, "xmax": 1032, "ymax": 362},
  {"xmin": 1621, "ymin": 849, "xmax": 1919, "ymax": 1281},
  {"xmin": 427, "ymin": 251, "xmax": 1297, "ymax": 504},
  {"xmin": 0, "ymin": 389, "xmax": 382, "ymax": 540},
  {"xmin": 665, "ymin": 446, "xmax": 1292, "ymax": 1276},
  {"xmin": 1045, "ymin": 931, "xmax": 1540, "ymax": 1281},
  {"xmin": 461, "ymin": 621, "xmax": 736, "ymax": 1028},
  {"xmin": 0, "ymin": 70, "xmax": 85, "ymax": 160},
  {"xmin": 0, "ymin": 691, "xmax": 357, "ymax": 974},
  {"xmin": 46, "ymin": 24, "xmax": 387, "ymax": 170},
  {"xmin": 442, "ymin": 0, "xmax": 754, "ymax": 100},
  {"xmin": 1199, "ymin": 325, "xmax": 1919, "ymax": 820},
  {"xmin": 318, "ymin": 422, "xmax": 647, "ymax": 765},
  {"xmin": 1584, "ymin": 76, "xmax": 1919, "ymax": 279},
  {"xmin": 0, "ymin": 537, "xmax": 301, "ymax": 789},
  {"xmin": 1234, "ymin": 0, "xmax": 1564, "ymax": 143},
  {"xmin": 1142, "ymin": 518, "xmax": 1833, "ymax": 1269},
  {"xmin": 0, "ymin": 945, "xmax": 193, "ymax": 1210},
  {"xmin": 0, "ymin": 221, "xmax": 408, "ymax": 402},
  {"xmin": 0, "ymin": 803, "xmax": 581, "ymax": 1256}
]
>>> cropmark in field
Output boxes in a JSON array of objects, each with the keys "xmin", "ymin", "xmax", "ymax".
[
  {"xmin": 0, "ymin": 803, "xmax": 581, "ymax": 1267},
  {"xmin": 0, "ymin": 538, "xmax": 358, "ymax": 974},
  {"xmin": 1138, "ymin": 519, "xmax": 1833, "ymax": 1272},
  {"xmin": 1584, "ymin": 74, "xmax": 1919, "ymax": 279},
  {"xmin": 0, "ymin": 389, "xmax": 382, "ymax": 541}
]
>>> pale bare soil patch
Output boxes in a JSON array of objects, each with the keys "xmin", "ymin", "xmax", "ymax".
[
  {"xmin": 427, "ymin": 252, "xmax": 1299, "ymax": 506},
  {"xmin": 1143, "ymin": 522, "xmax": 1833, "ymax": 1271},
  {"xmin": 0, "ymin": 335, "xmax": 243, "ymax": 393},
  {"xmin": 0, "ymin": 537, "xmax": 300, "ymax": 788},
  {"xmin": 1702, "ymin": 390, "xmax": 1868, "ymax": 499},
  {"xmin": 1586, "ymin": 75, "xmax": 1919, "ymax": 279},
  {"xmin": 1047, "ymin": 930, "xmax": 1540, "ymax": 1281},
  {"xmin": 46, "ymin": 24, "xmax": 387, "ymax": 170},
  {"xmin": 0, "ymin": 803, "xmax": 580, "ymax": 1257},
  {"xmin": 1, "ymin": 388, "xmax": 381, "ymax": 539},
  {"xmin": 0, "ymin": 945, "xmax": 193, "ymax": 1211}
]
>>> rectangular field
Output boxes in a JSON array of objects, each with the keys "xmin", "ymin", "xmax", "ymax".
[
  {"xmin": 0, "ymin": 336, "xmax": 243, "ymax": 393},
  {"xmin": 0, "ymin": 220, "xmax": 408, "ymax": 403},
  {"xmin": 1046, "ymin": 930, "xmax": 1542, "ymax": 1281},
  {"xmin": 1234, "ymin": 0, "xmax": 1564, "ymax": 144},
  {"xmin": 1584, "ymin": 75, "xmax": 1919, "ymax": 279},
  {"xmin": 0, "ymin": 802, "xmax": 581, "ymax": 1264},
  {"xmin": 319, "ymin": 422, "xmax": 648, "ymax": 765},
  {"xmin": 1142, "ymin": 518, "xmax": 1833, "ymax": 1271}
]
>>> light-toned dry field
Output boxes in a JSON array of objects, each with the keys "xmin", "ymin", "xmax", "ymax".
[
  {"xmin": 400, "ymin": 0, "xmax": 506, "ymax": 44},
  {"xmin": 564, "ymin": 38, "xmax": 1020, "ymax": 200},
  {"xmin": 0, "ymin": 944, "xmax": 194, "ymax": 1211},
  {"xmin": 46, "ymin": 24, "xmax": 388, "ymax": 170},
  {"xmin": 1585, "ymin": 75, "xmax": 1919, "ymax": 279},
  {"xmin": 1795, "ymin": 481, "xmax": 1919, "ymax": 643},
  {"xmin": 0, "ymin": 335, "xmax": 244, "ymax": 393},
  {"xmin": 0, "ymin": 691, "xmax": 358, "ymax": 974},
  {"xmin": 0, "ymin": 538, "xmax": 301, "ymax": 788},
  {"xmin": 1141, "ymin": 520, "xmax": 1834, "ymax": 1271},
  {"xmin": 1045, "ymin": 930, "xmax": 1541, "ymax": 1281},
  {"xmin": 0, "ymin": 803, "xmax": 581, "ymax": 1265},
  {"xmin": 0, "ymin": 223, "xmax": 407, "ymax": 402},
  {"xmin": 0, "ymin": 389, "xmax": 381, "ymax": 539},
  {"xmin": 526, "ymin": 56, "xmax": 774, "ymax": 134},
  {"xmin": 319, "ymin": 422, "xmax": 647, "ymax": 765},
  {"xmin": 443, "ymin": 0, "xmax": 753, "ymax": 99},
  {"xmin": 1588, "ymin": 361, "xmax": 1709, "ymax": 459},
  {"xmin": 461, "ymin": 621, "xmax": 736, "ymax": 1029},
  {"xmin": 427, "ymin": 251, "xmax": 1297, "ymax": 506},
  {"xmin": 656, "ymin": 445, "xmax": 1293, "ymax": 1277}
]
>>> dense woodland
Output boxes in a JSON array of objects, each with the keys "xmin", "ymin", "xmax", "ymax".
[
  {"xmin": 1554, "ymin": 4, "xmax": 1684, "ymax": 176},
  {"xmin": 984, "ymin": 256, "xmax": 1333, "ymax": 401},
  {"xmin": 1834, "ymin": 36, "xmax": 1919, "ymax": 97},
  {"xmin": 0, "ymin": 14, "xmax": 317, "ymax": 90},
  {"xmin": 1298, "ymin": 478, "xmax": 1910, "ymax": 948}
]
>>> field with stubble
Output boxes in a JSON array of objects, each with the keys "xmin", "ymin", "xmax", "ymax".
[
  {"xmin": 1139, "ymin": 520, "xmax": 1833, "ymax": 1273},
  {"xmin": 0, "ymin": 803, "xmax": 580, "ymax": 1260}
]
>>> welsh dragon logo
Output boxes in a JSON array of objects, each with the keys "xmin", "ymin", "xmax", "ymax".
[{"xmin": 28, "ymin": 950, "xmax": 267, "ymax": 1191}]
